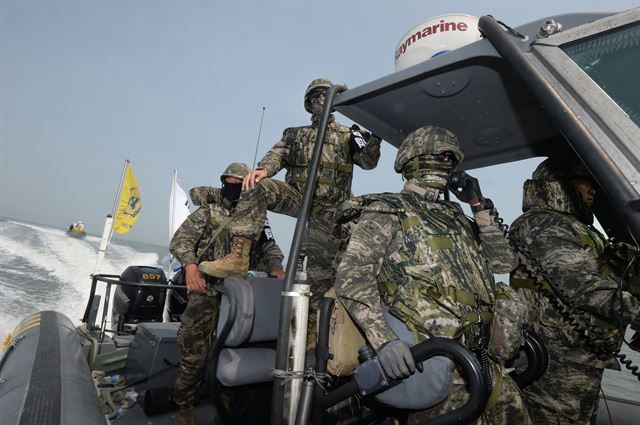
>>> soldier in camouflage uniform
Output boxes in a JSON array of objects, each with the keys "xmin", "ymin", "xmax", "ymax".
[
  {"xmin": 509, "ymin": 157, "xmax": 640, "ymax": 425},
  {"xmin": 199, "ymin": 78, "xmax": 381, "ymax": 317},
  {"xmin": 170, "ymin": 162, "xmax": 284, "ymax": 425},
  {"xmin": 335, "ymin": 125, "xmax": 531, "ymax": 425},
  {"xmin": 189, "ymin": 185, "xmax": 285, "ymax": 278}
]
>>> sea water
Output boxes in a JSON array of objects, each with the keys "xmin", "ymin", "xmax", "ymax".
[
  {"xmin": 0, "ymin": 218, "xmax": 164, "ymax": 339},
  {"xmin": 1, "ymin": 217, "xmax": 639, "ymax": 402}
]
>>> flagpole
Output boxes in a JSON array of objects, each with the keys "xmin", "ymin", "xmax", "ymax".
[
  {"xmin": 92, "ymin": 159, "xmax": 130, "ymax": 275},
  {"xmin": 169, "ymin": 169, "xmax": 178, "ymax": 242},
  {"xmin": 167, "ymin": 169, "xmax": 178, "ymax": 276},
  {"xmin": 167, "ymin": 169, "xmax": 190, "ymax": 279},
  {"xmin": 107, "ymin": 159, "xmax": 130, "ymax": 246}
]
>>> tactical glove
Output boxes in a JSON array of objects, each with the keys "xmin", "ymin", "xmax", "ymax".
[
  {"xmin": 604, "ymin": 241, "xmax": 639, "ymax": 265},
  {"xmin": 377, "ymin": 339, "xmax": 416, "ymax": 379},
  {"xmin": 449, "ymin": 171, "xmax": 483, "ymax": 207},
  {"xmin": 349, "ymin": 124, "xmax": 370, "ymax": 157}
]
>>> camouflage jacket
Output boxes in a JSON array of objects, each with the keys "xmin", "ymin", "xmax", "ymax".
[
  {"xmin": 170, "ymin": 187, "xmax": 284, "ymax": 271},
  {"xmin": 335, "ymin": 183, "xmax": 517, "ymax": 351},
  {"xmin": 509, "ymin": 179, "xmax": 640, "ymax": 367},
  {"xmin": 257, "ymin": 117, "xmax": 381, "ymax": 205}
]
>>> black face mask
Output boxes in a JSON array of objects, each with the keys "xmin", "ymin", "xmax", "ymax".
[{"xmin": 221, "ymin": 182, "xmax": 242, "ymax": 202}]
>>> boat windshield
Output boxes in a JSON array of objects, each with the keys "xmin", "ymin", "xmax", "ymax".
[{"xmin": 562, "ymin": 22, "xmax": 640, "ymax": 127}]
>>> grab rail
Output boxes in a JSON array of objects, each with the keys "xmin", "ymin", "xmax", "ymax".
[{"xmin": 80, "ymin": 274, "xmax": 186, "ymax": 339}]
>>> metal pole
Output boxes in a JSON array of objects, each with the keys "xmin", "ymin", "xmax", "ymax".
[
  {"xmin": 110, "ymin": 159, "xmax": 130, "ymax": 218},
  {"xmin": 300, "ymin": 297, "xmax": 333, "ymax": 425},
  {"xmin": 169, "ymin": 169, "xmax": 178, "ymax": 243},
  {"xmin": 92, "ymin": 215, "xmax": 114, "ymax": 275},
  {"xmin": 92, "ymin": 159, "xmax": 129, "ymax": 275},
  {"xmin": 478, "ymin": 15, "xmax": 640, "ymax": 238},
  {"xmin": 270, "ymin": 84, "xmax": 347, "ymax": 425},
  {"xmin": 283, "ymin": 283, "xmax": 311, "ymax": 423},
  {"xmin": 100, "ymin": 282, "xmax": 112, "ymax": 341}
]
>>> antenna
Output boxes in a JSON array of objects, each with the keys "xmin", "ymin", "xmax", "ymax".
[{"xmin": 252, "ymin": 106, "xmax": 266, "ymax": 169}]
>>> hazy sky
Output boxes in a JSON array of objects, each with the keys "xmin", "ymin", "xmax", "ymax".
[{"xmin": 1, "ymin": 0, "xmax": 637, "ymax": 252}]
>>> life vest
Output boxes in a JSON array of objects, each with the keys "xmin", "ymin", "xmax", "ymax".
[
  {"xmin": 282, "ymin": 123, "xmax": 354, "ymax": 205},
  {"xmin": 345, "ymin": 192, "xmax": 497, "ymax": 347}
]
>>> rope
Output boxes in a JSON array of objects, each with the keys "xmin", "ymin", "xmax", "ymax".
[
  {"xmin": 272, "ymin": 368, "xmax": 330, "ymax": 392},
  {"xmin": 307, "ymin": 369, "xmax": 330, "ymax": 393},
  {"xmin": 272, "ymin": 368, "xmax": 306, "ymax": 385}
]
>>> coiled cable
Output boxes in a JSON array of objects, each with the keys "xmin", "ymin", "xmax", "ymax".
[{"xmin": 511, "ymin": 235, "xmax": 638, "ymax": 373}]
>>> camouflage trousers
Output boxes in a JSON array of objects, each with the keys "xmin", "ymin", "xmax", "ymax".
[
  {"xmin": 407, "ymin": 365, "xmax": 532, "ymax": 425},
  {"xmin": 523, "ymin": 354, "xmax": 603, "ymax": 425},
  {"xmin": 232, "ymin": 177, "xmax": 346, "ymax": 315},
  {"xmin": 173, "ymin": 290, "xmax": 220, "ymax": 407}
]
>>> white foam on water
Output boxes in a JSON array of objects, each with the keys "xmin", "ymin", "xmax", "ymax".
[{"xmin": 0, "ymin": 220, "xmax": 161, "ymax": 337}]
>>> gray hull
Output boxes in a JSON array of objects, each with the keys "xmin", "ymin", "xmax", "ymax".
[{"xmin": 0, "ymin": 311, "xmax": 105, "ymax": 425}]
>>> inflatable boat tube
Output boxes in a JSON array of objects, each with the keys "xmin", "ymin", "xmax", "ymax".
[{"xmin": 0, "ymin": 311, "xmax": 105, "ymax": 425}]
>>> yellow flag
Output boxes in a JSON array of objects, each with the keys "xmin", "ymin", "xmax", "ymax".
[{"xmin": 113, "ymin": 163, "xmax": 142, "ymax": 234}]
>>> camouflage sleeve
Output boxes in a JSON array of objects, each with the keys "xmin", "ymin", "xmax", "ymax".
[
  {"xmin": 189, "ymin": 186, "xmax": 220, "ymax": 206},
  {"xmin": 257, "ymin": 137, "xmax": 286, "ymax": 177},
  {"xmin": 523, "ymin": 219, "xmax": 640, "ymax": 324},
  {"xmin": 335, "ymin": 207, "xmax": 399, "ymax": 351},
  {"xmin": 474, "ymin": 207, "xmax": 518, "ymax": 273},
  {"xmin": 169, "ymin": 207, "xmax": 209, "ymax": 265},
  {"xmin": 259, "ymin": 238, "xmax": 284, "ymax": 270},
  {"xmin": 352, "ymin": 133, "xmax": 382, "ymax": 170}
]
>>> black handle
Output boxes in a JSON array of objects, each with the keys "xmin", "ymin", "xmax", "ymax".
[
  {"xmin": 508, "ymin": 331, "xmax": 549, "ymax": 389},
  {"xmin": 409, "ymin": 338, "xmax": 488, "ymax": 425},
  {"xmin": 316, "ymin": 337, "xmax": 488, "ymax": 425}
]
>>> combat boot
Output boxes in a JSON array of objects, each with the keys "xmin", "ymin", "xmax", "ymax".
[
  {"xmin": 198, "ymin": 236, "xmax": 251, "ymax": 278},
  {"xmin": 178, "ymin": 405, "xmax": 196, "ymax": 425}
]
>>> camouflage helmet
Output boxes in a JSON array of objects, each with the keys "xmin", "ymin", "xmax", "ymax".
[
  {"xmin": 532, "ymin": 157, "xmax": 591, "ymax": 181},
  {"xmin": 394, "ymin": 125, "xmax": 464, "ymax": 173},
  {"xmin": 220, "ymin": 162, "xmax": 250, "ymax": 182},
  {"xmin": 304, "ymin": 78, "xmax": 333, "ymax": 113}
]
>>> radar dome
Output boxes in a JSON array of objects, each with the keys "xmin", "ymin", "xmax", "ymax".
[{"xmin": 394, "ymin": 14, "xmax": 482, "ymax": 72}]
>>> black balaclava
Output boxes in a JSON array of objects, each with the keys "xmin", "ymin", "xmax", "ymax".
[{"xmin": 221, "ymin": 181, "xmax": 242, "ymax": 202}]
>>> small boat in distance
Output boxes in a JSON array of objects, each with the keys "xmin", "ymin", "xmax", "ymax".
[{"xmin": 67, "ymin": 221, "xmax": 87, "ymax": 238}]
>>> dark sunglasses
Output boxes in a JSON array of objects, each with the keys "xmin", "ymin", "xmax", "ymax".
[
  {"xmin": 308, "ymin": 90, "xmax": 326, "ymax": 101},
  {"xmin": 430, "ymin": 151, "xmax": 458, "ymax": 165}
]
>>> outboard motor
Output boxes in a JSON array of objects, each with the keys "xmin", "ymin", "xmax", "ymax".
[
  {"xmin": 112, "ymin": 265, "xmax": 168, "ymax": 333},
  {"xmin": 167, "ymin": 267, "xmax": 188, "ymax": 322}
]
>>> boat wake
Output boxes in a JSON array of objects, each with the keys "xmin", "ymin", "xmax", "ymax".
[{"xmin": 0, "ymin": 219, "xmax": 160, "ymax": 338}]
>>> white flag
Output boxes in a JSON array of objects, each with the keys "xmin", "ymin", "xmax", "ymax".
[{"xmin": 169, "ymin": 170, "xmax": 190, "ymax": 241}]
